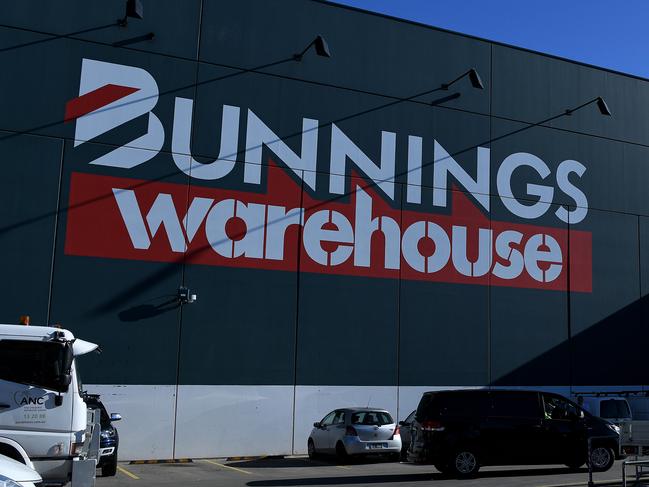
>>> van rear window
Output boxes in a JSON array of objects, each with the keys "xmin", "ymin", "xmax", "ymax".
[{"xmin": 600, "ymin": 399, "xmax": 631, "ymax": 419}]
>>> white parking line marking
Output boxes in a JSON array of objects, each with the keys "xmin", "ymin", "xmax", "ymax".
[
  {"xmin": 536, "ymin": 479, "xmax": 624, "ymax": 487},
  {"xmin": 201, "ymin": 458, "xmax": 254, "ymax": 475},
  {"xmin": 117, "ymin": 465, "xmax": 140, "ymax": 480}
]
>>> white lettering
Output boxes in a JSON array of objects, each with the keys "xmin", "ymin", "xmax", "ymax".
[
  {"xmin": 433, "ymin": 141, "xmax": 490, "ymax": 211},
  {"xmin": 244, "ymin": 109, "xmax": 318, "ymax": 190},
  {"xmin": 555, "ymin": 159, "xmax": 588, "ymax": 224},
  {"xmin": 497, "ymin": 152, "xmax": 554, "ymax": 219},
  {"xmin": 329, "ymin": 124, "xmax": 396, "ymax": 200}
]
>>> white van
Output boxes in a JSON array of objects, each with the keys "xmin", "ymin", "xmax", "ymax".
[
  {"xmin": 0, "ymin": 324, "xmax": 98, "ymax": 486},
  {"xmin": 576, "ymin": 395, "xmax": 632, "ymax": 425}
]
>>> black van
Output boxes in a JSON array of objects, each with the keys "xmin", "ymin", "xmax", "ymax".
[{"xmin": 407, "ymin": 389, "xmax": 621, "ymax": 477}]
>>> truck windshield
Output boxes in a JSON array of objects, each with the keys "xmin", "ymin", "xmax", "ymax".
[
  {"xmin": 0, "ymin": 339, "xmax": 71, "ymax": 391},
  {"xmin": 600, "ymin": 399, "xmax": 631, "ymax": 419}
]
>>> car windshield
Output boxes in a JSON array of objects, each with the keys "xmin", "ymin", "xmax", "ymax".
[
  {"xmin": 351, "ymin": 411, "xmax": 393, "ymax": 425},
  {"xmin": 600, "ymin": 399, "xmax": 631, "ymax": 419}
]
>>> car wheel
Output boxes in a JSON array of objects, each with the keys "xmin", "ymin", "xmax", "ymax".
[
  {"xmin": 307, "ymin": 439, "xmax": 318, "ymax": 460},
  {"xmin": 450, "ymin": 449, "xmax": 480, "ymax": 477},
  {"xmin": 102, "ymin": 457, "xmax": 117, "ymax": 477},
  {"xmin": 335, "ymin": 442, "xmax": 349, "ymax": 463},
  {"xmin": 590, "ymin": 446, "xmax": 614, "ymax": 472}
]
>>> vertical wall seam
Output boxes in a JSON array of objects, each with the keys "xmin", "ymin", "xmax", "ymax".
[
  {"xmin": 638, "ymin": 216, "xmax": 642, "ymax": 297},
  {"xmin": 396, "ymin": 179, "xmax": 403, "ymax": 419},
  {"xmin": 46, "ymin": 139, "xmax": 66, "ymax": 325},
  {"xmin": 567, "ymin": 211, "xmax": 573, "ymax": 391},
  {"xmin": 172, "ymin": 0, "xmax": 205, "ymax": 460},
  {"xmin": 487, "ymin": 42, "xmax": 493, "ymax": 387},
  {"xmin": 291, "ymin": 176, "xmax": 306, "ymax": 454}
]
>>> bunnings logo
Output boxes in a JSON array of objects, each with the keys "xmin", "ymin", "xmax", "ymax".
[{"xmin": 63, "ymin": 58, "xmax": 592, "ymax": 291}]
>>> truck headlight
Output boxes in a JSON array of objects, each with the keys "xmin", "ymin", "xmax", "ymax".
[
  {"xmin": 0, "ymin": 474, "xmax": 23, "ymax": 487},
  {"xmin": 101, "ymin": 429, "xmax": 116, "ymax": 439}
]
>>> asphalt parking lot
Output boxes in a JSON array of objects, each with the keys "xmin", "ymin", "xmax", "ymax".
[{"xmin": 96, "ymin": 457, "xmax": 649, "ymax": 487}]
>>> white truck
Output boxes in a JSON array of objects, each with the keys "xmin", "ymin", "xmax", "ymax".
[
  {"xmin": 0, "ymin": 324, "xmax": 100, "ymax": 486},
  {"xmin": 575, "ymin": 391, "xmax": 649, "ymax": 457}
]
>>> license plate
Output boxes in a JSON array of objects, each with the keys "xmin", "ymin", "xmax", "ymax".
[{"xmin": 370, "ymin": 443, "xmax": 387, "ymax": 449}]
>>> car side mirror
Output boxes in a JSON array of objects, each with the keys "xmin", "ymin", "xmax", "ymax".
[
  {"xmin": 110, "ymin": 413, "xmax": 122, "ymax": 422},
  {"xmin": 313, "ymin": 422, "xmax": 321, "ymax": 428},
  {"xmin": 398, "ymin": 421, "xmax": 406, "ymax": 426}
]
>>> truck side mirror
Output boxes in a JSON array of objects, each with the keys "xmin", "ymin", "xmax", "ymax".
[{"xmin": 52, "ymin": 343, "xmax": 74, "ymax": 393}]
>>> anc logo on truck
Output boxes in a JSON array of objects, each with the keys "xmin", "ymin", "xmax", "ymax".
[{"xmin": 63, "ymin": 59, "xmax": 592, "ymax": 292}]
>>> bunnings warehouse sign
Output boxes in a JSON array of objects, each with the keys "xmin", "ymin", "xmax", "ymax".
[{"xmin": 63, "ymin": 59, "xmax": 592, "ymax": 292}]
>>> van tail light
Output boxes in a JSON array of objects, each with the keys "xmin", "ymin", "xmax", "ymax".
[
  {"xmin": 345, "ymin": 426, "xmax": 358, "ymax": 437},
  {"xmin": 390, "ymin": 426, "xmax": 400, "ymax": 439},
  {"xmin": 421, "ymin": 420, "xmax": 445, "ymax": 432}
]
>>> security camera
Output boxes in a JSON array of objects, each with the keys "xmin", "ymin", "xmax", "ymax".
[{"xmin": 177, "ymin": 286, "xmax": 197, "ymax": 305}]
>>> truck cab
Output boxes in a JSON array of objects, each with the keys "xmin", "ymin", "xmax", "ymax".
[{"xmin": 0, "ymin": 324, "xmax": 98, "ymax": 486}]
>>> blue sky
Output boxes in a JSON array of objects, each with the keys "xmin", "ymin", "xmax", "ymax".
[{"xmin": 331, "ymin": 0, "xmax": 649, "ymax": 79}]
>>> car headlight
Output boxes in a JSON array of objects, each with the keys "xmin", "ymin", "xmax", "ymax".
[
  {"xmin": 0, "ymin": 474, "xmax": 23, "ymax": 487},
  {"xmin": 606, "ymin": 423, "xmax": 620, "ymax": 434}
]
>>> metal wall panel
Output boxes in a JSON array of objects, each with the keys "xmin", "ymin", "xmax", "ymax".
[
  {"xmin": 0, "ymin": 133, "xmax": 63, "ymax": 324},
  {"xmin": 1, "ymin": 0, "xmax": 649, "ymax": 460}
]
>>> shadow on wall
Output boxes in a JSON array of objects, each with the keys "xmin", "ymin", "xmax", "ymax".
[
  {"xmin": 118, "ymin": 297, "xmax": 179, "ymax": 322},
  {"xmin": 493, "ymin": 293, "xmax": 647, "ymax": 387}
]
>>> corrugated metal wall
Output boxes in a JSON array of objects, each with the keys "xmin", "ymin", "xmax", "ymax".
[{"xmin": 1, "ymin": 0, "xmax": 648, "ymax": 459}]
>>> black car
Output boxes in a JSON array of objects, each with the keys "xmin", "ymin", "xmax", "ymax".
[
  {"xmin": 398, "ymin": 410, "xmax": 416, "ymax": 460},
  {"xmin": 84, "ymin": 394, "xmax": 121, "ymax": 477},
  {"xmin": 407, "ymin": 389, "xmax": 621, "ymax": 477}
]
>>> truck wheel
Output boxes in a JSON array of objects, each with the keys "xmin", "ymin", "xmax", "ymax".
[
  {"xmin": 102, "ymin": 458, "xmax": 118, "ymax": 477},
  {"xmin": 590, "ymin": 446, "xmax": 614, "ymax": 472}
]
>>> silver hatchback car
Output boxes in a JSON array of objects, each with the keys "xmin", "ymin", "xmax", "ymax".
[{"xmin": 308, "ymin": 408, "xmax": 402, "ymax": 460}]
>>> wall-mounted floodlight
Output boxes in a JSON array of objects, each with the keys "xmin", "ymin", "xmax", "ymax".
[
  {"xmin": 596, "ymin": 97, "xmax": 612, "ymax": 116},
  {"xmin": 565, "ymin": 96, "xmax": 612, "ymax": 117},
  {"xmin": 118, "ymin": 0, "xmax": 144, "ymax": 26},
  {"xmin": 467, "ymin": 68, "xmax": 485, "ymax": 90},
  {"xmin": 293, "ymin": 35, "xmax": 331, "ymax": 61},
  {"xmin": 440, "ymin": 68, "xmax": 484, "ymax": 91}
]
